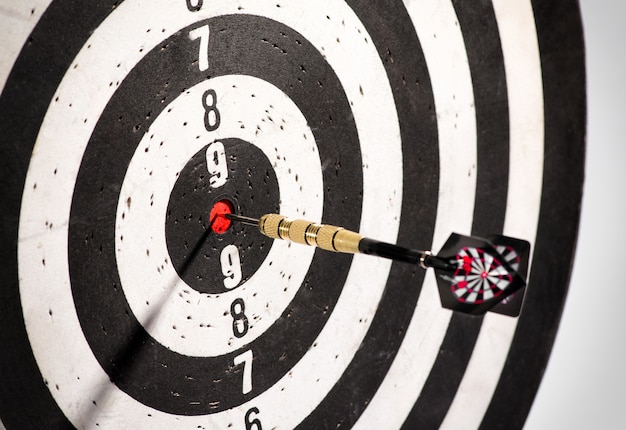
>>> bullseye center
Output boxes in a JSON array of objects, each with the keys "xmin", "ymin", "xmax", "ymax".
[
  {"xmin": 210, "ymin": 199, "xmax": 234, "ymax": 234},
  {"xmin": 481, "ymin": 271, "xmax": 489, "ymax": 279},
  {"xmin": 165, "ymin": 137, "xmax": 279, "ymax": 295}
]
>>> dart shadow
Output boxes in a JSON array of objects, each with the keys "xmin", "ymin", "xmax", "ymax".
[{"xmin": 80, "ymin": 221, "xmax": 216, "ymax": 426}]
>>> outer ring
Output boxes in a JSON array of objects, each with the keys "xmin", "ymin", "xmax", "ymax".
[{"xmin": 481, "ymin": 1, "xmax": 585, "ymax": 427}]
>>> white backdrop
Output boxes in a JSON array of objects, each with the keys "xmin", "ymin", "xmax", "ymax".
[{"xmin": 525, "ymin": 1, "xmax": 626, "ymax": 428}]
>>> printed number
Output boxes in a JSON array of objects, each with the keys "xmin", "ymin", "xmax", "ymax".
[
  {"xmin": 245, "ymin": 407, "xmax": 263, "ymax": 430},
  {"xmin": 188, "ymin": 24, "xmax": 210, "ymax": 71},
  {"xmin": 233, "ymin": 349, "xmax": 253, "ymax": 395},
  {"xmin": 230, "ymin": 298, "xmax": 249, "ymax": 338},
  {"xmin": 202, "ymin": 88, "xmax": 221, "ymax": 131},
  {"xmin": 185, "ymin": 0, "xmax": 203, "ymax": 12},
  {"xmin": 206, "ymin": 140, "xmax": 228, "ymax": 188},
  {"xmin": 221, "ymin": 244, "xmax": 242, "ymax": 289}
]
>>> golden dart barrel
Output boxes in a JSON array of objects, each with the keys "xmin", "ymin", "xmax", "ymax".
[{"xmin": 258, "ymin": 214, "xmax": 362, "ymax": 254}]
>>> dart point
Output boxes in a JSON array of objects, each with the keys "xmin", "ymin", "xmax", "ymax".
[{"xmin": 209, "ymin": 199, "xmax": 234, "ymax": 234}]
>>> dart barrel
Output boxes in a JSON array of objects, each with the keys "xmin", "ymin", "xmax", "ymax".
[{"xmin": 258, "ymin": 214, "xmax": 362, "ymax": 254}]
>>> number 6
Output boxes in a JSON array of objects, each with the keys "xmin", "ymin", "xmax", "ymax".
[{"xmin": 245, "ymin": 407, "xmax": 262, "ymax": 430}]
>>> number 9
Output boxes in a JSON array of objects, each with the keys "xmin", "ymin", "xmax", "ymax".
[
  {"xmin": 206, "ymin": 140, "xmax": 228, "ymax": 188},
  {"xmin": 220, "ymin": 244, "xmax": 242, "ymax": 289}
]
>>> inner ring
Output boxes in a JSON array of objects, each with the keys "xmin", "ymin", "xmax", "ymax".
[
  {"xmin": 164, "ymin": 137, "xmax": 280, "ymax": 295},
  {"xmin": 115, "ymin": 75, "xmax": 323, "ymax": 357}
]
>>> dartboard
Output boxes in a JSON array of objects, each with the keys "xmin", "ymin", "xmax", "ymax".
[{"xmin": 0, "ymin": 0, "xmax": 585, "ymax": 428}]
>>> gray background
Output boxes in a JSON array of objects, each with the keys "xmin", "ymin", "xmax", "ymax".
[{"xmin": 525, "ymin": 1, "xmax": 626, "ymax": 428}]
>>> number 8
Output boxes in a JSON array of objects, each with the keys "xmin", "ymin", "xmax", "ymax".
[{"xmin": 202, "ymin": 88, "xmax": 221, "ymax": 131}]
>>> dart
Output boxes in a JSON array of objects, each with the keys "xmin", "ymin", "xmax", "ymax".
[{"xmin": 226, "ymin": 213, "xmax": 530, "ymax": 315}]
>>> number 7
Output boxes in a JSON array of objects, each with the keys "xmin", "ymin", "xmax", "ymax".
[
  {"xmin": 234, "ymin": 349, "xmax": 253, "ymax": 394},
  {"xmin": 189, "ymin": 24, "xmax": 210, "ymax": 71}
]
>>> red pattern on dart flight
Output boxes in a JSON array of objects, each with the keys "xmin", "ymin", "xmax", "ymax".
[{"xmin": 451, "ymin": 246, "xmax": 513, "ymax": 305}]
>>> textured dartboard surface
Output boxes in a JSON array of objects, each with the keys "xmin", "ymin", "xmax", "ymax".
[{"xmin": 0, "ymin": 0, "xmax": 585, "ymax": 429}]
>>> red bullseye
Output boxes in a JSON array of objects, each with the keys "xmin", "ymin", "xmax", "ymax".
[{"xmin": 209, "ymin": 200, "xmax": 234, "ymax": 234}]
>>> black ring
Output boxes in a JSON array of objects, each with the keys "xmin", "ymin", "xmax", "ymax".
[{"xmin": 164, "ymin": 137, "xmax": 280, "ymax": 295}]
